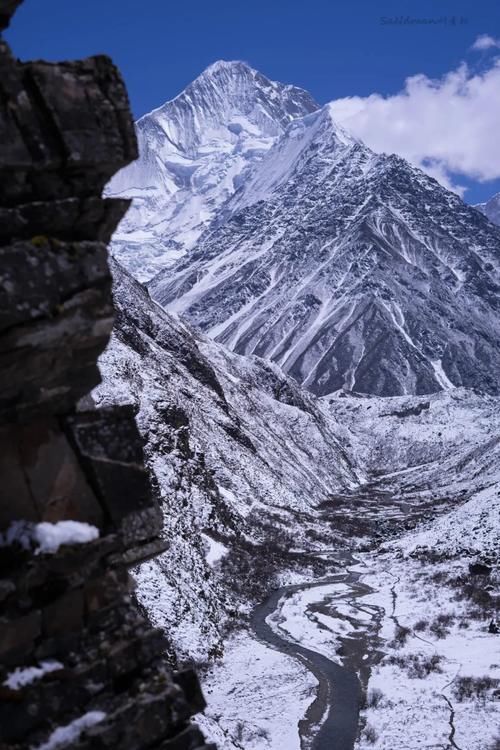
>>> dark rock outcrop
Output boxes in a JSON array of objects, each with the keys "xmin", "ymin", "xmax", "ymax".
[
  {"xmin": 0, "ymin": 3, "xmax": 214, "ymax": 748},
  {"xmin": 469, "ymin": 561, "xmax": 492, "ymax": 577}
]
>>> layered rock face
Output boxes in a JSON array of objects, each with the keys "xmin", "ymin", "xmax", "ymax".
[{"xmin": 0, "ymin": 4, "xmax": 213, "ymax": 749}]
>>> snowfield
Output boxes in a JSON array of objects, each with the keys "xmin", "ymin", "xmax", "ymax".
[
  {"xmin": 197, "ymin": 632, "xmax": 317, "ymax": 750},
  {"xmin": 355, "ymin": 550, "xmax": 500, "ymax": 750}
]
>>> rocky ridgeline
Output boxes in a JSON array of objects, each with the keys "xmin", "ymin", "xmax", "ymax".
[{"xmin": 0, "ymin": 2, "xmax": 214, "ymax": 748}]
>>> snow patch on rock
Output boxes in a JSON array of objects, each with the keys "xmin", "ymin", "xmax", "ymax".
[{"xmin": 34, "ymin": 711, "xmax": 106, "ymax": 750}]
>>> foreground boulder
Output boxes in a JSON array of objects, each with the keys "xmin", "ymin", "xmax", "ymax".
[{"xmin": 0, "ymin": 2, "xmax": 213, "ymax": 747}]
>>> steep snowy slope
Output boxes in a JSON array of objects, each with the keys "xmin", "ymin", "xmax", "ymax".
[
  {"xmin": 327, "ymin": 389, "xmax": 500, "ymax": 502},
  {"xmin": 475, "ymin": 192, "xmax": 500, "ymax": 226},
  {"xmin": 152, "ymin": 102, "xmax": 500, "ymax": 397},
  {"xmin": 93, "ymin": 260, "xmax": 359, "ymax": 658},
  {"xmin": 107, "ymin": 61, "xmax": 318, "ymax": 281},
  {"xmin": 92, "ymin": 260, "xmax": 500, "ymax": 667}
]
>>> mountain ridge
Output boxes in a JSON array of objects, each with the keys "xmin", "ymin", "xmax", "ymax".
[
  {"xmin": 475, "ymin": 191, "xmax": 500, "ymax": 226},
  {"xmin": 108, "ymin": 61, "xmax": 500, "ymax": 397},
  {"xmin": 150, "ymin": 93, "xmax": 500, "ymax": 396},
  {"xmin": 106, "ymin": 60, "xmax": 318, "ymax": 281}
]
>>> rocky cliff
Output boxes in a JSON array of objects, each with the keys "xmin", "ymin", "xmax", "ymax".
[{"xmin": 0, "ymin": 3, "xmax": 213, "ymax": 748}]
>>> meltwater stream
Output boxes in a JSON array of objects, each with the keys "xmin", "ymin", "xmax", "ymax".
[{"xmin": 250, "ymin": 553, "xmax": 383, "ymax": 750}]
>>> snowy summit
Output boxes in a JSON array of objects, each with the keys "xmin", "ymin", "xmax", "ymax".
[{"xmin": 107, "ymin": 60, "xmax": 318, "ymax": 281}]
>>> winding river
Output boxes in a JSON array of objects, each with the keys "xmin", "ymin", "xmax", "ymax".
[{"xmin": 250, "ymin": 553, "xmax": 383, "ymax": 750}]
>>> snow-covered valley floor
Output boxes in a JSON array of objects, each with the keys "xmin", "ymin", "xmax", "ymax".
[
  {"xmin": 197, "ymin": 484, "xmax": 500, "ymax": 750},
  {"xmin": 197, "ymin": 631, "xmax": 317, "ymax": 750},
  {"xmin": 355, "ymin": 554, "xmax": 499, "ymax": 750}
]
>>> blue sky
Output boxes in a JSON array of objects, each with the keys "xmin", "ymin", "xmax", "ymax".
[{"xmin": 6, "ymin": 0, "xmax": 500, "ymax": 203}]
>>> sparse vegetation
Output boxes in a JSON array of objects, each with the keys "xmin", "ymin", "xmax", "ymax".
[
  {"xmin": 431, "ymin": 570, "xmax": 448, "ymax": 584},
  {"xmin": 365, "ymin": 687, "xmax": 384, "ymax": 709},
  {"xmin": 234, "ymin": 720, "xmax": 245, "ymax": 742},
  {"xmin": 389, "ymin": 624, "xmax": 411, "ymax": 648},
  {"xmin": 218, "ymin": 517, "xmax": 305, "ymax": 603},
  {"xmin": 254, "ymin": 726, "xmax": 271, "ymax": 741},
  {"xmin": 433, "ymin": 569, "xmax": 500, "ymax": 621},
  {"xmin": 452, "ymin": 675, "xmax": 499, "ymax": 702},
  {"xmin": 429, "ymin": 612, "xmax": 455, "ymax": 639},
  {"xmin": 414, "ymin": 618, "xmax": 428, "ymax": 632},
  {"xmin": 362, "ymin": 723, "xmax": 378, "ymax": 744},
  {"xmin": 386, "ymin": 652, "xmax": 443, "ymax": 679}
]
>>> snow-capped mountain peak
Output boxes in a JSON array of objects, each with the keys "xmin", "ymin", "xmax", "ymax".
[
  {"xmin": 107, "ymin": 61, "xmax": 500, "ymax": 398},
  {"xmin": 140, "ymin": 59, "xmax": 317, "ymax": 153},
  {"xmin": 149, "ymin": 92, "xmax": 500, "ymax": 397},
  {"xmin": 475, "ymin": 192, "xmax": 500, "ymax": 226},
  {"xmin": 106, "ymin": 61, "xmax": 318, "ymax": 281}
]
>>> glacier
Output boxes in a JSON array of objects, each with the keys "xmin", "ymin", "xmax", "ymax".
[{"xmin": 107, "ymin": 60, "xmax": 318, "ymax": 282}]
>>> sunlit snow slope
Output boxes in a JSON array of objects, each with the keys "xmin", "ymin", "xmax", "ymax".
[
  {"xmin": 475, "ymin": 192, "xmax": 500, "ymax": 226},
  {"xmin": 152, "ymin": 100, "xmax": 500, "ymax": 396},
  {"xmin": 107, "ymin": 61, "xmax": 317, "ymax": 281}
]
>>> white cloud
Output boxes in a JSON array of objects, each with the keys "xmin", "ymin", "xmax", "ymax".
[
  {"xmin": 330, "ymin": 59, "xmax": 500, "ymax": 196},
  {"xmin": 472, "ymin": 34, "xmax": 500, "ymax": 51}
]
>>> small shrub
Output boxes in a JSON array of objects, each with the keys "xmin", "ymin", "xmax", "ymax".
[
  {"xmin": 436, "ymin": 613, "xmax": 454, "ymax": 625},
  {"xmin": 429, "ymin": 613, "xmax": 454, "ymax": 639},
  {"xmin": 408, "ymin": 653, "xmax": 442, "ymax": 678},
  {"xmin": 431, "ymin": 570, "xmax": 448, "ymax": 584},
  {"xmin": 385, "ymin": 652, "xmax": 442, "ymax": 679},
  {"xmin": 254, "ymin": 726, "xmax": 271, "ymax": 741},
  {"xmin": 454, "ymin": 578, "xmax": 500, "ymax": 618},
  {"xmin": 363, "ymin": 723, "xmax": 378, "ymax": 744},
  {"xmin": 452, "ymin": 675, "xmax": 499, "ymax": 702},
  {"xmin": 365, "ymin": 688, "xmax": 384, "ymax": 709},
  {"xmin": 234, "ymin": 720, "xmax": 245, "ymax": 742},
  {"xmin": 390, "ymin": 624, "xmax": 411, "ymax": 648},
  {"xmin": 414, "ymin": 619, "xmax": 428, "ymax": 632}
]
